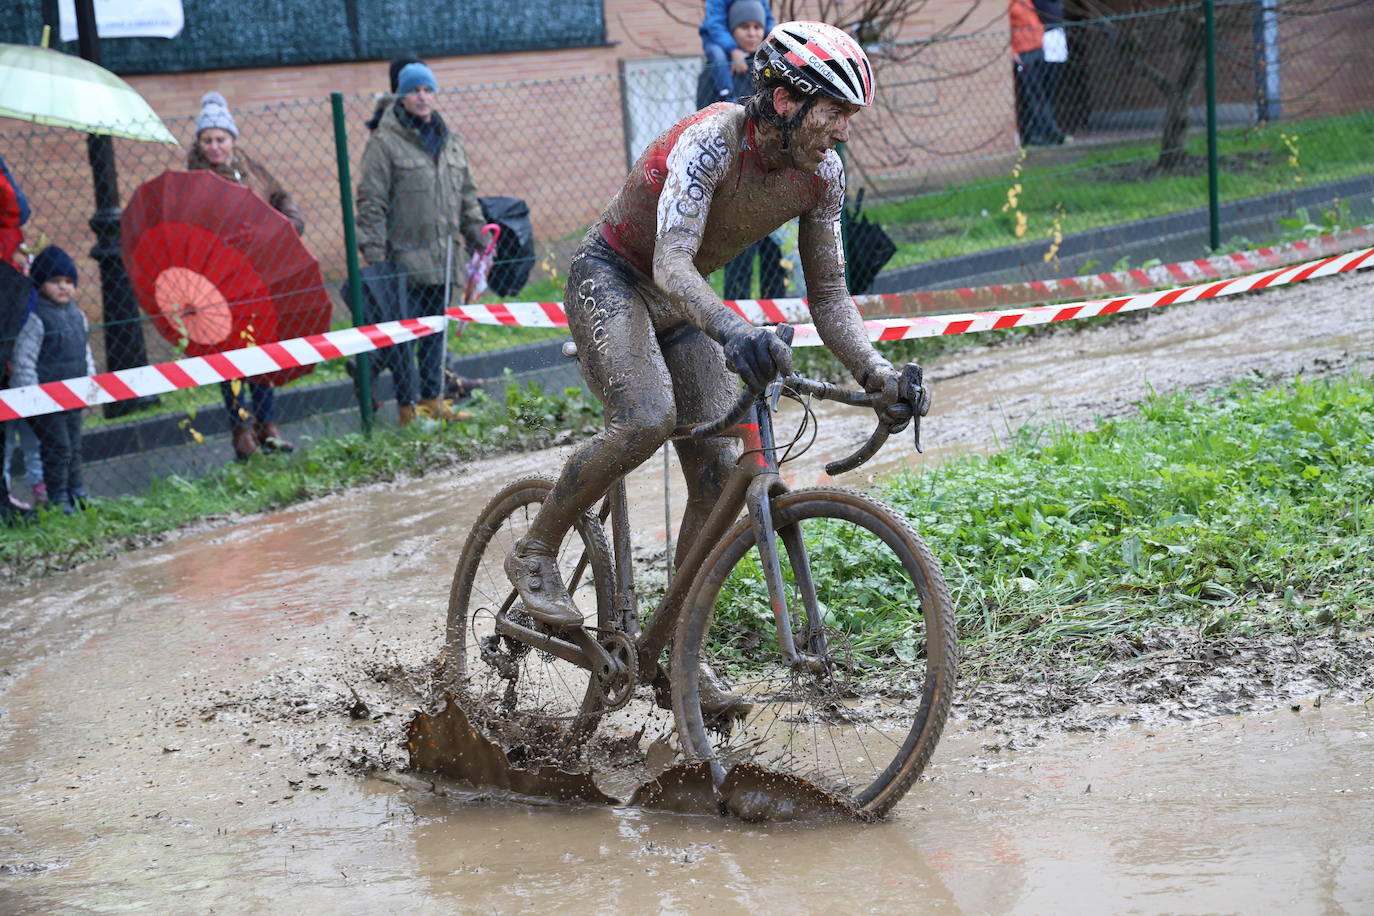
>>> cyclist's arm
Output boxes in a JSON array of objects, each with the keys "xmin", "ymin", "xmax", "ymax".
[
  {"xmin": 651, "ymin": 119, "xmax": 755, "ymax": 345},
  {"xmin": 800, "ymin": 153, "xmax": 894, "ymax": 391}
]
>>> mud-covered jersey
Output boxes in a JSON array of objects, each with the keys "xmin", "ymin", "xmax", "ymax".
[{"xmin": 594, "ymin": 102, "xmax": 885, "ymax": 385}]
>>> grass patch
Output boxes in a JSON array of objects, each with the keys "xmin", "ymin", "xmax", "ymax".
[
  {"xmin": 0, "ymin": 376, "xmax": 603, "ymax": 582},
  {"xmin": 870, "ymin": 113, "xmax": 1374, "ymax": 267},
  {"xmin": 713, "ymin": 373, "xmax": 1374, "ymax": 666}
]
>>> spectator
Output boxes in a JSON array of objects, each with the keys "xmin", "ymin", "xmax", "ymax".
[
  {"xmin": 11, "ymin": 246, "xmax": 95, "ymax": 515},
  {"xmin": 355, "ymin": 54, "xmax": 424, "ymax": 419},
  {"xmin": 700, "ymin": 0, "xmax": 777, "ymax": 104},
  {"xmin": 1010, "ymin": 0, "xmax": 1065, "ymax": 146},
  {"xmin": 1, "ymin": 153, "xmax": 30, "ymax": 271},
  {"xmin": 695, "ymin": 3, "xmax": 787, "ymax": 301},
  {"xmin": 187, "ymin": 92, "xmax": 303, "ymax": 461},
  {"xmin": 357, "ymin": 61, "xmax": 486, "ymax": 425},
  {"xmin": 0, "ymin": 152, "xmax": 34, "ymax": 525},
  {"xmin": 1033, "ymin": 0, "xmax": 1070, "ymax": 133}
]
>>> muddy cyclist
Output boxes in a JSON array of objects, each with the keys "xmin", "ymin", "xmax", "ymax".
[{"xmin": 503, "ymin": 21, "xmax": 926, "ymax": 713}]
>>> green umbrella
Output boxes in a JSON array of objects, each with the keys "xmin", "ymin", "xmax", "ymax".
[{"xmin": 0, "ymin": 42, "xmax": 177, "ymax": 145}]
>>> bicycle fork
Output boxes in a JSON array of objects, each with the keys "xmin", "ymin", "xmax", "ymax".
[{"xmin": 742, "ymin": 405, "xmax": 830, "ymax": 674}]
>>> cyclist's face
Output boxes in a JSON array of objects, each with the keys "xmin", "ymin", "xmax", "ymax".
[{"xmin": 791, "ymin": 97, "xmax": 861, "ymax": 171}]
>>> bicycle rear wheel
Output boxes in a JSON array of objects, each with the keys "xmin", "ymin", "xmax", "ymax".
[
  {"xmin": 445, "ymin": 476, "xmax": 614, "ymax": 768},
  {"xmin": 672, "ymin": 486, "xmax": 957, "ymax": 819}
]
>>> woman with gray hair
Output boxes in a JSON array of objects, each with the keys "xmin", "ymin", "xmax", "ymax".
[{"xmin": 186, "ymin": 91, "xmax": 304, "ymax": 460}]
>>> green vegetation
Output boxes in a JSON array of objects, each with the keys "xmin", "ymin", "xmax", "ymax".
[
  {"xmin": 0, "ymin": 376, "xmax": 602, "ymax": 581},
  {"xmin": 713, "ymin": 374, "xmax": 1374, "ymax": 665},
  {"xmin": 871, "ymin": 113, "xmax": 1374, "ymax": 268}
]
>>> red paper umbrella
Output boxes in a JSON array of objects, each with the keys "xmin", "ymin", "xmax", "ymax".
[{"xmin": 121, "ymin": 169, "xmax": 332, "ymax": 386}]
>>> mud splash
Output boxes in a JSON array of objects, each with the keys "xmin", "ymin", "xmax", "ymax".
[{"xmin": 406, "ymin": 696, "xmax": 860, "ymax": 822}]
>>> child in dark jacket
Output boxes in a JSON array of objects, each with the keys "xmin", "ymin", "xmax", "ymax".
[
  {"xmin": 700, "ymin": 0, "xmax": 776, "ymax": 102},
  {"xmin": 11, "ymin": 246, "xmax": 96, "ymax": 514}
]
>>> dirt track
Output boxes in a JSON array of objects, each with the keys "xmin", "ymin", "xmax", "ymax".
[{"xmin": 2, "ymin": 268, "xmax": 1373, "ymax": 910}]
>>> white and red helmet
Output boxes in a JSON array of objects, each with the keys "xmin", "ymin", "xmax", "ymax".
[{"xmin": 754, "ymin": 21, "xmax": 875, "ymax": 107}]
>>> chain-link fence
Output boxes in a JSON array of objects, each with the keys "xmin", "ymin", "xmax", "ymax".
[
  {"xmin": 848, "ymin": 0, "xmax": 1374, "ymax": 286},
  {"xmin": 3, "ymin": 0, "xmax": 1372, "ymax": 506}
]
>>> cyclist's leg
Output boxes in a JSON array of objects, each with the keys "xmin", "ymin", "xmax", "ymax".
[
  {"xmin": 659, "ymin": 321, "xmax": 739, "ymax": 569},
  {"xmin": 507, "ymin": 249, "xmax": 676, "ymax": 627}
]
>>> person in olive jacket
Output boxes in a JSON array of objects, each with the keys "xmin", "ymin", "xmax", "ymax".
[{"xmin": 356, "ymin": 61, "xmax": 484, "ymax": 425}]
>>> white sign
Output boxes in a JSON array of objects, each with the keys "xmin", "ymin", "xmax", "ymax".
[{"xmin": 59, "ymin": 0, "xmax": 184, "ymax": 41}]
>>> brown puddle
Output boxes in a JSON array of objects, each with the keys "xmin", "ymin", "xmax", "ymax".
[{"xmin": 406, "ymin": 696, "xmax": 860, "ymax": 822}]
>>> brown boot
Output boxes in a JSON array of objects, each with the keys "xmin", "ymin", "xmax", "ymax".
[
  {"xmin": 254, "ymin": 421, "xmax": 295, "ymax": 453},
  {"xmin": 417, "ymin": 396, "xmax": 464, "ymax": 422},
  {"xmin": 232, "ymin": 424, "xmax": 259, "ymax": 461},
  {"xmin": 397, "ymin": 404, "xmax": 418, "ymax": 427}
]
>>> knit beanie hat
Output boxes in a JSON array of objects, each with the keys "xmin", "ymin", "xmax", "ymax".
[
  {"xmin": 388, "ymin": 53, "xmax": 424, "ymax": 93},
  {"xmin": 396, "ymin": 62, "xmax": 437, "ymax": 97},
  {"xmin": 196, "ymin": 92, "xmax": 239, "ymax": 138},
  {"xmin": 729, "ymin": 0, "xmax": 767, "ymax": 31},
  {"xmin": 31, "ymin": 245, "xmax": 78, "ymax": 288}
]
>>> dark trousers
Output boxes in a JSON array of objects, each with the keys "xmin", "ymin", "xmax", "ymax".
[
  {"xmin": 1015, "ymin": 48, "xmax": 1065, "ymax": 146},
  {"xmin": 30, "ymin": 408, "xmax": 85, "ymax": 504},
  {"xmin": 723, "ymin": 236, "xmax": 787, "ymax": 300},
  {"xmin": 221, "ymin": 380, "xmax": 276, "ymax": 430},
  {"xmin": 360, "ymin": 265, "xmax": 418, "ymax": 406},
  {"xmin": 407, "ymin": 283, "xmax": 448, "ymax": 400}
]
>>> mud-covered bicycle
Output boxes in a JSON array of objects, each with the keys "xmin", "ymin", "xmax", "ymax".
[{"xmin": 444, "ymin": 326, "xmax": 956, "ymax": 818}]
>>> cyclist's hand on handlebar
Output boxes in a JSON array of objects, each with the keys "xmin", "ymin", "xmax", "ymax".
[
  {"xmin": 862, "ymin": 367, "xmax": 912, "ymax": 433},
  {"xmin": 723, "ymin": 324, "xmax": 794, "ymax": 393},
  {"xmin": 864, "ymin": 363, "xmax": 931, "ymax": 435}
]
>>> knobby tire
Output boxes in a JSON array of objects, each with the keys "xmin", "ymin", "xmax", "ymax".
[
  {"xmin": 671, "ymin": 486, "xmax": 957, "ymax": 819},
  {"xmin": 445, "ymin": 475, "xmax": 615, "ymax": 767}
]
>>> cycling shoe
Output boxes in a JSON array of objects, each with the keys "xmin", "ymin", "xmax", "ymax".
[{"xmin": 503, "ymin": 544, "xmax": 584, "ymax": 630}]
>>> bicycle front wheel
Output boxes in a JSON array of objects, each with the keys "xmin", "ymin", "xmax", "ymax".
[
  {"xmin": 672, "ymin": 486, "xmax": 957, "ymax": 819},
  {"xmin": 444, "ymin": 475, "xmax": 614, "ymax": 768}
]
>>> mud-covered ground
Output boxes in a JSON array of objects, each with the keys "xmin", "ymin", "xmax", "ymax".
[{"xmin": 125, "ymin": 268, "xmax": 1374, "ymax": 783}]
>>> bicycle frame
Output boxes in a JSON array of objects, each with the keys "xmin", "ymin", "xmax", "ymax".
[
  {"xmin": 488, "ymin": 393, "xmax": 809, "ymax": 689},
  {"xmin": 487, "ymin": 350, "xmax": 923, "ymax": 694},
  {"xmin": 623, "ymin": 395, "xmax": 791, "ymax": 679}
]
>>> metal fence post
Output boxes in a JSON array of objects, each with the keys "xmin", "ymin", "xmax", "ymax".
[
  {"xmin": 1204, "ymin": 0, "xmax": 1221, "ymax": 251},
  {"xmin": 330, "ymin": 91, "xmax": 373, "ymax": 436}
]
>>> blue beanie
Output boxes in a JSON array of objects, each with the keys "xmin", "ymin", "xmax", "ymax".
[
  {"xmin": 31, "ymin": 245, "xmax": 78, "ymax": 288},
  {"xmin": 396, "ymin": 62, "xmax": 437, "ymax": 97}
]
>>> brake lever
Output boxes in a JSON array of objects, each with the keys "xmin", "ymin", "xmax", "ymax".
[
  {"xmin": 899, "ymin": 363, "xmax": 929, "ymax": 454},
  {"xmin": 769, "ymin": 324, "xmax": 795, "ymax": 413}
]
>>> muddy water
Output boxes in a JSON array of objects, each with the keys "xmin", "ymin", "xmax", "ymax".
[{"xmin": 2, "ymin": 271, "xmax": 1373, "ymax": 910}]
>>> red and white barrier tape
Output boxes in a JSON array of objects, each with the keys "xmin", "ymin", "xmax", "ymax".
[
  {"xmin": 2, "ymin": 243, "xmax": 1372, "ymax": 422},
  {"xmin": 0, "ymin": 315, "xmax": 446, "ymax": 422},
  {"xmin": 843, "ymin": 224, "xmax": 1374, "ymax": 319},
  {"xmin": 443, "ymin": 225, "xmax": 1374, "ymax": 327}
]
